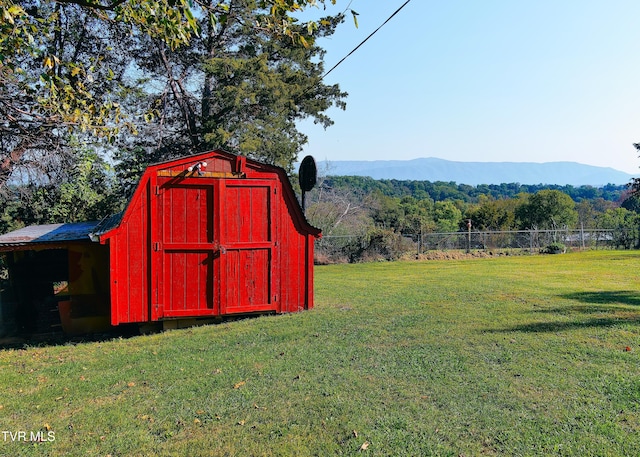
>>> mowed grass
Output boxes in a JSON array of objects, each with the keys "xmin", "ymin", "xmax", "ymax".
[{"xmin": 1, "ymin": 250, "xmax": 640, "ymax": 456}]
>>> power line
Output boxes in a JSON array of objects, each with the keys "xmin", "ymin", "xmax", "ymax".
[{"xmin": 322, "ymin": 0, "xmax": 412, "ymax": 80}]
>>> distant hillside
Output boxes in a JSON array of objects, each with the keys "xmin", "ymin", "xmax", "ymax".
[{"xmin": 317, "ymin": 158, "xmax": 637, "ymax": 186}]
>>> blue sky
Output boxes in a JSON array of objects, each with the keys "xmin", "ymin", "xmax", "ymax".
[{"xmin": 297, "ymin": 1, "xmax": 640, "ymax": 174}]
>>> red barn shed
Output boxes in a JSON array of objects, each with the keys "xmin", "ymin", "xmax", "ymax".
[{"xmin": 0, "ymin": 150, "xmax": 320, "ymax": 335}]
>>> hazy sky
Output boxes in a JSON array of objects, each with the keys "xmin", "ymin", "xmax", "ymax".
[{"xmin": 297, "ymin": 1, "xmax": 640, "ymax": 174}]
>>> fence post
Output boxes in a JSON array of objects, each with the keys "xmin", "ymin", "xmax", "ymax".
[{"xmin": 529, "ymin": 230, "xmax": 533, "ymax": 254}]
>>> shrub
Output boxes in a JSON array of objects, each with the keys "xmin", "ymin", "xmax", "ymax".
[
  {"xmin": 543, "ymin": 242, "xmax": 566, "ymax": 254},
  {"xmin": 359, "ymin": 228, "xmax": 413, "ymax": 262}
]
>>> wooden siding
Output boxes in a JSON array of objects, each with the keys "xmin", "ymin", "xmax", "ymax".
[{"xmin": 100, "ymin": 150, "xmax": 319, "ymax": 325}]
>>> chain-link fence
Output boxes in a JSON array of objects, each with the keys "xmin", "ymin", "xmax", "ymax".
[
  {"xmin": 419, "ymin": 229, "xmax": 633, "ymax": 252},
  {"xmin": 316, "ymin": 228, "xmax": 637, "ymax": 263}
]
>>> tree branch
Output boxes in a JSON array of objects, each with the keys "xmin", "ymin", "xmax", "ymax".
[
  {"xmin": 158, "ymin": 47, "xmax": 201, "ymax": 149},
  {"xmin": 53, "ymin": 0, "xmax": 129, "ymax": 11}
]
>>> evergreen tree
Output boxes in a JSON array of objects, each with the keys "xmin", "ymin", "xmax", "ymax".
[{"xmin": 118, "ymin": 0, "xmax": 346, "ymax": 172}]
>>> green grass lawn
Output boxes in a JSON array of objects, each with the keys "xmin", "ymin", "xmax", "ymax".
[{"xmin": 1, "ymin": 250, "xmax": 640, "ymax": 456}]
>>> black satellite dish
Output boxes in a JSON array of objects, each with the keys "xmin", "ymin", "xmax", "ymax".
[
  {"xmin": 299, "ymin": 156, "xmax": 317, "ymax": 192},
  {"xmin": 298, "ymin": 155, "xmax": 317, "ymax": 211}
]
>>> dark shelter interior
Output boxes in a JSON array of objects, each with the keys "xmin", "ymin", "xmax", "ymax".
[{"xmin": 0, "ymin": 243, "xmax": 111, "ymax": 339}]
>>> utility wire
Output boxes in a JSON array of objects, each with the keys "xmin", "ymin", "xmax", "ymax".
[
  {"xmin": 322, "ymin": 0, "xmax": 412, "ymax": 79},
  {"xmin": 339, "ymin": 0, "xmax": 354, "ymax": 16}
]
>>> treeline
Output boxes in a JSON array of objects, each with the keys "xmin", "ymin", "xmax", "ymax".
[
  {"xmin": 1, "ymin": 164, "xmax": 638, "ymax": 264},
  {"xmin": 322, "ymin": 176, "xmax": 628, "ymax": 203},
  {"xmin": 305, "ymin": 175, "xmax": 640, "ymax": 263}
]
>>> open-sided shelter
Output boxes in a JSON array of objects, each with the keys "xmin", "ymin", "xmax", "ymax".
[{"xmin": 0, "ymin": 150, "xmax": 320, "ymax": 335}]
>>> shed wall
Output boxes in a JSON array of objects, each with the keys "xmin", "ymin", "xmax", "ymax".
[{"xmin": 109, "ymin": 180, "xmax": 151, "ymax": 325}]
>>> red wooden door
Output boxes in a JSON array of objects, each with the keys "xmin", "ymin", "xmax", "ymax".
[
  {"xmin": 218, "ymin": 180, "xmax": 278, "ymax": 314},
  {"xmin": 155, "ymin": 179, "xmax": 218, "ymax": 318}
]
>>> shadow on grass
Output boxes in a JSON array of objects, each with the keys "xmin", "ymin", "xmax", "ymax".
[
  {"xmin": 0, "ymin": 325, "xmax": 142, "ymax": 350},
  {"xmin": 489, "ymin": 290, "xmax": 640, "ymax": 334},
  {"xmin": 490, "ymin": 316, "xmax": 640, "ymax": 334},
  {"xmin": 0, "ymin": 314, "xmax": 267, "ymax": 350},
  {"xmin": 559, "ymin": 290, "xmax": 640, "ymax": 307}
]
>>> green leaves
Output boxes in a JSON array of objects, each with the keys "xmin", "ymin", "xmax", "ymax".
[
  {"xmin": 194, "ymin": 2, "xmax": 346, "ymax": 169},
  {"xmin": 1, "ymin": 0, "xmax": 350, "ymax": 201},
  {"xmin": 516, "ymin": 189, "xmax": 578, "ymax": 230},
  {"xmin": 2, "ymin": 3, "xmax": 23, "ymax": 24}
]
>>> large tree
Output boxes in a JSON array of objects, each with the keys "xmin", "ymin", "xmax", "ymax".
[
  {"xmin": 0, "ymin": 0, "xmax": 347, "ymax": 193},
  {"xmin": 465, "ymin": 194, "xmax": 520, "ymax": 231},
  {"xmin": 516, "ymin": 190, "xmax": 578, "ymax": 230},
  {"xmin": 115, "ymin": 0, "xmax": 346, "ymax": 177},
  {"xmin": 628, "ymin": 142, "xmax": 640, "ymax": 200},
  {"xmin": 0, "ymin": 0, "xmax": 200, "ymax": 191}
]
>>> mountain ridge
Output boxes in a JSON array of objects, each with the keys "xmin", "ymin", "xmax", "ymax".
[{"xmin": 316, "ymin": 157, "xmax": 637, "ymax": 186}]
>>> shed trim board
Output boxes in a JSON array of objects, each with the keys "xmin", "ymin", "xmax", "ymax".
[{"xmin": 0, "ymin": 150, "xmax": 320, "ymax": 335}]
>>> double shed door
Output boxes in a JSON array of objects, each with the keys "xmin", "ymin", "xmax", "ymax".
[{"xmin": 153, "ymin": 177, "xmax": 278, "ymax": 319}]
